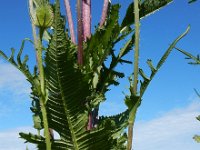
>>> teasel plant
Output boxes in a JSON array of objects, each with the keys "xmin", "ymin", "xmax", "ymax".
[{"xmin": 0, "ymin": 0, "xmax": 190, "ymax": 149}]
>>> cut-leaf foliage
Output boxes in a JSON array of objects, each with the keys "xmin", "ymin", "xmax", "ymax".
[
  {"xmin": 0, "ymin": 39, "xmax": 42, "ymax": 130},
  {"xmin": 20, "ymin": 1, "xmax": 128, "ymax": 149},
  {"xmin": 0, "ymin": 0, "xmax": 189, "ymax": 149},
  {"xmin": 84, "ymin": 4, "xmax": 135, "ymax": 93}
]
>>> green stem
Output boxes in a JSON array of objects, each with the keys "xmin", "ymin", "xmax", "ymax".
[
  {"xmin": 40, "ymin": 99, "xmax": 51, "ymax": 150},
  {"xmin": 29, "ymin": 1, "xmax": 51, "ymax": 149},
  {"xmin": 37, "ymin": 29, "xmax": 51, "ymax": 150},
  {"xmin": 127, "ymin": 98, "xmax": 140, "ymax": 150},
  {"xmin": 38, "ymin": 29, "xmax": 45, "ymax": 96},
  {"xmin": 133, "ymin": 0, "xmax": 140, "ymax": 96},
  {"xmin": 128, "ymin": 0, "xmax": 140, "ymax": 150}
]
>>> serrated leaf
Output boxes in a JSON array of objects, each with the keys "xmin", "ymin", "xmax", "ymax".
[
  {"xmin": 85, "ymin": 4, "xmax": 121, "ymax": 73},
  {"xmin": 122, "ymin": 0, "xmax": 173, "ymax": 28}
]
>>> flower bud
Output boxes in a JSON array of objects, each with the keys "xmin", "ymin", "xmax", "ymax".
[{"xmin": 31, "ymin": 4, "xmax": 54, "ymax": 28}]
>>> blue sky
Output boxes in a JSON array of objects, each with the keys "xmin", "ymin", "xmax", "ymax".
[{"xmin": 0, "ymin": 0, "xmax": 200, "ymax": 149}]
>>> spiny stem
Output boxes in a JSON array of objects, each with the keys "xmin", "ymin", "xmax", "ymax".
[
  {"xmin": 100, "ymin": 0, "xmax": 109, "ymax": 27},
  {"xmin": 40, "ymin": 99, "xmax": 51, "ymax": 150},
  {"xmin": 133, "ymin": 0, "xmax": 140, "ymax": 96},
  {"xmin": 128, "ymin": 0, "xmax": 140, "ymax": 150},
  {"xmin": 64, "ymin": 0, "xmax": 76, "ymax": 44},
  {"xmin": 38, "ymin": 29, "xmax": 45, "ymax": 96},
  {"xmin": 37, "ymin": 29, "xmax": 51, "ymax": 150},
  {"xmin": 77, "ymin": 0, "xmax": 84, "ymax": 65},
  {"xmin": 29, "ymin": 1, "xmax": 51, "ymax": 149},
  {"xmin": 127, "ymin": 100, "xmax": 140, "ymax": 150}
]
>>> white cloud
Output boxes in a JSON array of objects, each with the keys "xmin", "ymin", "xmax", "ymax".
[
  {"xmin": 0, "ymin": 61, "xmax": 31, "ymax": 119},
  {"xmin": 0, "ymin": 101, "xmax": 199, "ymax": 150},
  {"xmin": 0, "ymin": 127, "xmax": 36, "ymax": 150},
  {"xmin": 0, "ymin": 127, "xmax": 60, "ymax": 150},
  {"xmin": 99, "ymin": 99, "xmax": 127, "ymax": 116},
  {"xmin": 133, "ymin": 101, "xmax": 200, "ymax": 150},
  {"xmin": 0, "ymin": 61, "xmax": 30, "ymax": 96}
]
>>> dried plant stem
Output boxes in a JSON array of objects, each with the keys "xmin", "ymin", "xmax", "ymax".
[
  {"xmin": 82, "ymin": 0, "xmax": 91, "ymax": 40},
  {"xmin": 77, "ymin": 0, "xmax": 84, "ymax": 65},
  {"xmin": 82, "ymin": 0, "xmax": 93, "ymax": 130},
  {"xmin": 29, "ymin": 0, "xmax": 39, "ymax": 63},
  {"xmin": 100, "ymin": 0, "xmax": 109, "ymax": 27},
  {"xmin": 64, "ymin": 0, "xmax": 76, "ymax": 44},
  {"xmin": 127, "ymin": 0, "xmax": 140, "ymax": 150}
]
